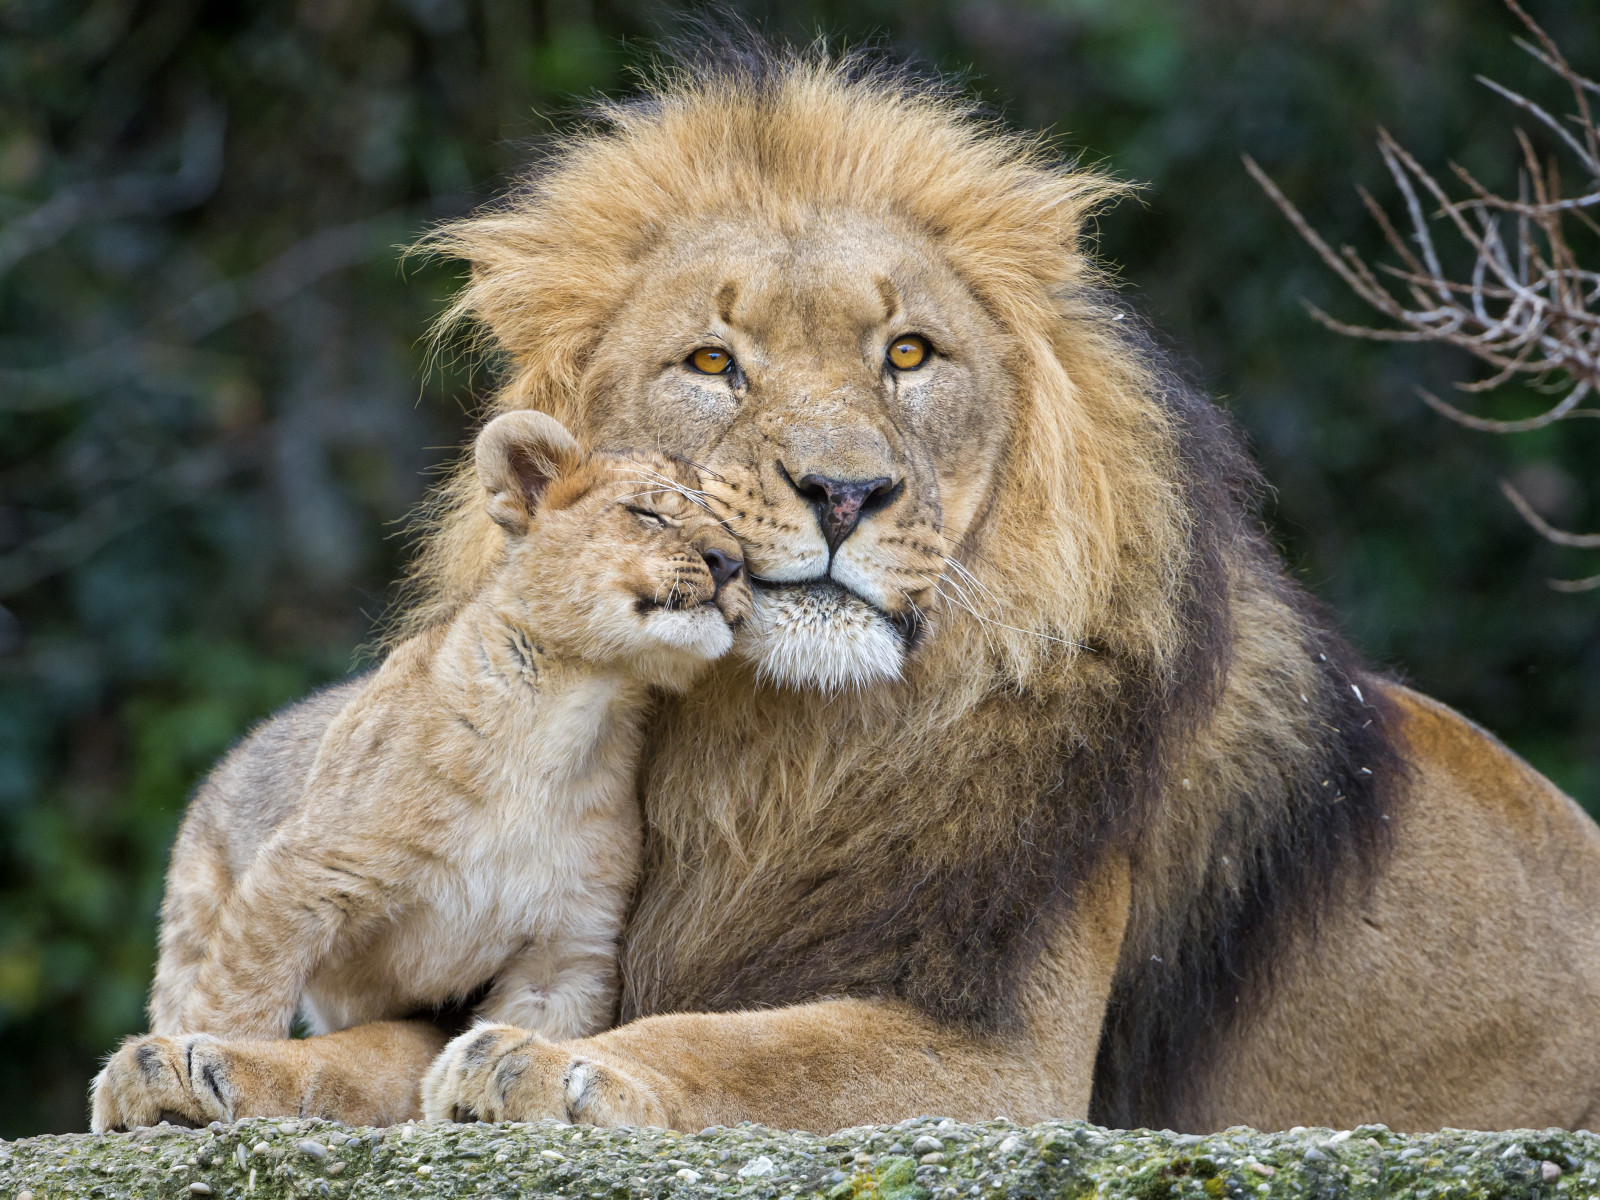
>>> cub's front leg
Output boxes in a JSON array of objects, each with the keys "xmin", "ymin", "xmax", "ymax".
[
  {"xmin": 474, "ymin": 941, "xmax": 621, "ymax": 1041},
  {"xmin": 175, "ymin": 843, "xmax": 396, "ymax": 1037},
  {"xmin": 92, "ymin": 1022, "xmax": 447, "ymax": 1132}
]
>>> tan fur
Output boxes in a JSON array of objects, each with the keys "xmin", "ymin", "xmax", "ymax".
[
  {"xmin": 91, "ymin": 48, "xmax": 1600, "ymax": 1135},
  {"xmin": 89, "ymin": 1022, "xmax": 448, "ymax": 1131},
  {"xmin": 90, "ymin": 415, "xmax": 751, "ymax": 1132},
  {"xmin": 422, "ymin": 855, "xmax": 1130, "ymax": 1129}
]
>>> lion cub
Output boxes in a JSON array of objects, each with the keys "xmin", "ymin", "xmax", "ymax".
[{"xmin": 91, "ymin": 411, "xmax": 749, "ymax": 1131}]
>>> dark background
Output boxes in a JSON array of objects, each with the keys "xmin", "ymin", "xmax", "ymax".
[{"xmin": 3, "ymin": 0, "xmax": 1597, "ymax": 1138}]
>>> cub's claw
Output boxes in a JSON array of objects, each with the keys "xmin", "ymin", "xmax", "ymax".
[
  {"xmin": 423, "ymin": 1023, "xmax": 667, "ymax": 1128},
  {"xmin": 91, "ymin": 1034, "xmax": 235, "ymax": 1133}
]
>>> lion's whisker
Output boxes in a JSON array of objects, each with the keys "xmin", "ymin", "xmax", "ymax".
[
  {"xmin": 933, "ymin": 571, "xmax": 1088, "ymax": 652},
  {"xmin": 621, "ymin": 466, "xmax": 718, "ymax": 514},
  {"xmin": 605, "ymin": 461, "xmax": 715, "ymax": 503},
  {"xmin": 930, "ymin": 579, "xmax": 1005, "ymax": 651},
  {"xmin": 608, "ymin": 481, "xmax": 719, "ymax": 516},
  {"xmin": 662, "ymin": 455, "xmax": 728, "ymax": 486},
  {"xmin": 943, "ymin": 554, "xmax": 1003, "ymax": 610},
  {"xmin": 929, "ymin": 524, "xmax": 999, "ymax": 565}
]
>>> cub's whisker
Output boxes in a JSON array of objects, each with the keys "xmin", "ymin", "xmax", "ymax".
[{"xmin": 609, "ymin": 466, "xmax": 718, "ymax": 514}]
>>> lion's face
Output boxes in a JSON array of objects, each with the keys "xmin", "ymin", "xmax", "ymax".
[{"xmin": 578, "ymin": 211, "xmax": 1017, "ymax": 690}]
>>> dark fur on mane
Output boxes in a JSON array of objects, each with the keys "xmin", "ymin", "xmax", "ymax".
[
  {"xmin": 1091, "ymin": 606, "xmax": 1404, "ymax": 1130},
  {"xmin": 1088, "ymin": 316, "xmax": 1407, "ymax": 1128}
]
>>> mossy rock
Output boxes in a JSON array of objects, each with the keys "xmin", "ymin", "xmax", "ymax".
[{"xmin": 3, "ymin": 1117, "xmax": 1597, "ymax": 1200}]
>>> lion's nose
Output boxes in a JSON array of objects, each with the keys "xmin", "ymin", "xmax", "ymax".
[
  {"xmin": 790, "ymin": 472, "xmax": 900, "ymax": 553},
  {"xmin": 700, "ymin": 546, "xmax": 743, "ymax": 590}
]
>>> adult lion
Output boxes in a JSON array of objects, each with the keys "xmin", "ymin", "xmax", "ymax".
[{"xmin": 92, "ymin": 46, "xmax": 1600, "ymax": 1135}]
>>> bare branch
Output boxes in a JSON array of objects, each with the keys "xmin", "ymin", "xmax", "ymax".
[
  {"xmin": 1478, "ymin": 75, "xmax": 1599, "ymax": 176},
  {"xmin": 1548, "ymin": 572, "xmax": 1600, "ymax": 592},
  {"xmin": 1419, "ymin": 380, "xmax": 1590, "ymax": 432},
  {"xmin": 1250, "ymin": 1, "xmax": 1600, "ymax": 588},
  {"xmin": 1248, "ymin": 3, "xmax": 1600, "ymax": 432},
  {"xmin": 1500, "ymin": 479, "xmax": 1600, "ymax": 547}
]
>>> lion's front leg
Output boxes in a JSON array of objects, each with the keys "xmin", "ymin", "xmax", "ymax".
[
  {"xmin": 422, "ymin": 998, "xmax": 1042, "ymax": 1132},
  {"xmin": 423, "ymin": 859, "xmax": 1130, "ymax": 1133},
  {"xmin": 91, "ymin": 1020, "xmax": 447, "ymax": 1132}
]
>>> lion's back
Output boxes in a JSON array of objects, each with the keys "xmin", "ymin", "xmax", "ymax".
[{"xmin": 1172, "ymin": 683, "xmax": 1600, "ymax": 1132}]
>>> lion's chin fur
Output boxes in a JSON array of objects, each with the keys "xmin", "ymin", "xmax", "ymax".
[{"xmin": 738, "ymin": 581, "xmax": 907, "ymax": 692}]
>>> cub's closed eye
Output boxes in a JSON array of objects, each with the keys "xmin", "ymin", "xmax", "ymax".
[
  {"xmin": 688, "ymin": 346, "xmax": 733, "ymax": 375},
  {"xmin": 887, "ymin": 335, "xmax": 930, "ymax": 371},
  {"xmin": 626, "ymin": 506, "xmax": 668, "ymax": 526}
]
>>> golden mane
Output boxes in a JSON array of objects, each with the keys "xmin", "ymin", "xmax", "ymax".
[
  {"xmin": 405, "ymin": 43, "xmax": 1402, "ymax": 1131},
  {"xmin": 409, "ymin": 51, "xmax": 1192, "ymax": 689}
]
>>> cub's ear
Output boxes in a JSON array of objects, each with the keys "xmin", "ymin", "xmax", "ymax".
[{"xmin": 475, "ymin": 410, "xmax": 585, "ymax": 534}]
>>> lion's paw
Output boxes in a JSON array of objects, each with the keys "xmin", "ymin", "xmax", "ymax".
[
  {"xmin": 91, "ymin": 1034, "xmax": 236, "ymax": 1133},
  {"xmin": 421, "ymin": 1024, "xmax": 556, "ymax": 1122},
  {"xmin": 422, "ymin": 1023, "xmax": 666, "ymax": 1128},
  {"xmin": 561, "ymin": 1056, "xmax": 668, "ymax": 1128}
]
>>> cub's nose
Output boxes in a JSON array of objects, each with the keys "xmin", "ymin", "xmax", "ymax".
[{"xmin": 700, "ymin": 546, "xmax": 743, "ymax": 590}]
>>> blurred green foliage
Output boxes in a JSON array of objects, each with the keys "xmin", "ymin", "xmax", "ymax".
[{"xmin": 1, "ymin": 0, "xmax": 1596, "ymax": 1139}]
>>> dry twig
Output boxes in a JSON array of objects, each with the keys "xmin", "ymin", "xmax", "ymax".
[{"xmin": 1246, "ymin": 0, "xmax": 1600, "ymax": 589}]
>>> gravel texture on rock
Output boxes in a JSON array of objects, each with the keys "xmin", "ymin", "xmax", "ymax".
[{"xmin": 4, "ymin": 1117, "xmax": 1599, "ymax": 1200}]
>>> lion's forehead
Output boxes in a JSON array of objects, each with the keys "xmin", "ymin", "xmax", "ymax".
[{"xmin": 635, "ymin": 212, "xmax": 974, "ymax": 339}]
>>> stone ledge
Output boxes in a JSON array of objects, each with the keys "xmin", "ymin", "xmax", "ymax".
[{"xmin": 3, "ymin": 1116, "xmax": 1597, "ymax": 1200}]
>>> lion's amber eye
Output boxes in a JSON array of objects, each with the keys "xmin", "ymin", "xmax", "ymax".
[
  {"xmin": 689, "ymin": 346, "xmax": 733, "ymax": 375},
  {"xmin": 887, "ymin": 335, "xmax": 929, "ymax": 371}
]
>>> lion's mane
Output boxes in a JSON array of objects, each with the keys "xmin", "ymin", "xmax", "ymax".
[{"xmin": 409, "ymin": 40, "xmax": 1404, "ymax": 1129}]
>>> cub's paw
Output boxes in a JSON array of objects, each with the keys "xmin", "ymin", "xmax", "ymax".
[
  {"xmin": 422, "ymin": 1023, "xmax": 667, "ymax": 1128},
  {"xmin": 91, "ymin": 1034, "xmax": 235, "ymax": 1133},
  {"xmin": 421, "ymin": 1024, "xmax": 563, "ymax": 1123}
]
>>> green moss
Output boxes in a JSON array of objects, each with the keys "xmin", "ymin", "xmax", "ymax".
[
  {"xmin": 2, "ymin": 1118, "xmax": 1597, "ymax": 1200},
  {"xmin": 832, "ymin": 1154, "xmax": 922, "ymax": 1200}
]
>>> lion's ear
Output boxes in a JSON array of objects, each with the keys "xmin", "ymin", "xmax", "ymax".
[{"xmin": 474, "ymin": 410, "xmax": 585, "ymax": 534}]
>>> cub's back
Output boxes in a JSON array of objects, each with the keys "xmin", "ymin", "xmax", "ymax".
[{"xmin": 183, "ymin": 675, "xmax": 373, "ymax": 876}]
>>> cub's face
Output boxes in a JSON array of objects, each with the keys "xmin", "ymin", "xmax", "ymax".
[
  {"xmin": 533, "ymin": 453, "xmax": 754, "ymax": 676},
  {"xmin": 476, "ymin": 413, "xmax": 751, "ymax": 687},
  {"xmin": 577, "ymin": 211, "xmax": 1017, "ymax": 691}
]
